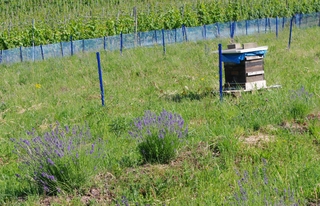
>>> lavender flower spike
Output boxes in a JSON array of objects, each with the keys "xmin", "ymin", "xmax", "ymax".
[{"xmin": 47, "ymin": 158, "xmax": 55, "ymax": 165}]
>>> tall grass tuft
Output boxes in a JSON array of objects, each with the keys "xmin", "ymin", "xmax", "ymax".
[
  {"xmin": 11, "ymin": 122, "xmax": 106, "ymax": 195},
  {"xmin": 289, "ymin": 86, "xmax": 313, "ymax": 122},
  {"xmin": 129, "ymin": 110, "xmax": 188, "ymax": 164}
]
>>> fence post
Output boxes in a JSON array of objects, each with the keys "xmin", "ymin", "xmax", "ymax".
[
  {"xmin": 20, "ymin": 46, "xmax": 23, "ymax": 62},
  {"xmin": 174, "ymin": 28, "xmax": 177, "ymax": 42},
  {"xmin": 183, "ymin": 25, "xmax": 188, "ymax": 41},
  {"xmin": 32, "ymin": 19, "xmax": 35, "ymax": 62},
  {"xmin": 229, "ymin": 21, "xmax": 235, "ymax": 38},
  {"xmin": 154, "ymin": 30, "xmax": 158, "ymax": 44},
  {"xmin": 245, "ymin": 20, "xmax": 248, "ymax": 35},
  {"xmin": 162, "ymin": 29, "xmax": 166, "ymax": 55},
  {"xmin": 60, "ymin": 42, "xmax": 64, "ymax": 57},
  {"xmin": 133, "ymin": 6, "xmax": 138, "ymax": 46},
  {"xmin": 70, "ymin": 35, "xmax": 73, "ymax": 56},
  {"xmin": 202, "ymin": 25, "xmax": 207, "ymax": 39},
  {"xmin": 120, "ymin": 32, "xmax": 123, "ymax": 55},
  {"xmin": 216, "ymin": 22, "xmax": 220, "ymax": 37},
  {"xmin": 96, "ymin": 52, "xmax": 105, "ymax": 106},
  {"xmin": 82, "ymin": 39, "xmax": 85, "ymax": 52},
  {"xmin": 218, "ymin": 43, "xmax": 223, "ymax": 102},
  {"xmin": 288, "ymin": 15, "xmax": 294, "ymax": 49},
  {"xmin": 265, "ymin": 18, "xmax": 268, "ymax": 33},
  {"xmin": 276, "ymin": 17, "xmax": 278, "ymax": 38},
  {"xmin": 138, "ymin": 32, "xmax": 142, "ymax": 46},
  {"xmin": 40, "ymin": 44, "xmax": 44, "ymax": 60}
]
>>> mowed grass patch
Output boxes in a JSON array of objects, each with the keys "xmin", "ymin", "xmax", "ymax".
[{"xmin": 0, "ymin": 26, "xmax": 320, "ymax": 205}]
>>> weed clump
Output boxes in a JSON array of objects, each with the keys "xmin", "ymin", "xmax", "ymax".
[
  {"xmin": 289, "ymin": 86, "xmax": 313, "ymax": 122},
  {"xmin": 129, "ymin": 110, "xmax": 188, "ymax": 164},
  {"xmin": 11, "ymin": 122, "xmax": 106, "ymax": 195}
]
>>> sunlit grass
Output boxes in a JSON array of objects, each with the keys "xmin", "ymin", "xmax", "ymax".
[{"xmin": 0, "ymin": 26, "xmax": 320, "ymax": 205}]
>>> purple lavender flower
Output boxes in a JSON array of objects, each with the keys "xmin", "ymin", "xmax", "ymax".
[
  {"xmin": 90, "ymin": 144, "xmax": 95, "ymax": 154},
  {"xmin": 129, "ymin": 109, "xmax": 188, "ymax": 140},
  {"xmin": 22, "ymin": 139, "xmax": 30, "ymax": 146},
  {"xmin": 43, "ymin": 185, "xmax": 49, "ymax": 192},
  {"xmin": 47, "ymin": 158, "xmax": 55, "ymax": 165},
  {"xmin": 12, "ymin": 122, "xmax": 106, "ymax": 195}
]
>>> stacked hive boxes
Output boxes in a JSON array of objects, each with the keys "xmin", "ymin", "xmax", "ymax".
[{"xmin": 223, "ymin": 43, "xmax": 267, "ymax": 91}]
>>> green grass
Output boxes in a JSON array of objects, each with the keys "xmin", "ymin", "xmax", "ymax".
[{"xmin": 0, "ymin": 25, "xmax": 320, "ymax": 205}]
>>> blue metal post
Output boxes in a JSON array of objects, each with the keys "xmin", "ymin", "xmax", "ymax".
[
  {"xmin": 60, "ymin": 42, "xmax": 64, "ymax": 57},
  {"xmin": 82, "ymin": 39, "xmax": 85, "ymax": 52},
  {"xmin": 288, "ymin": 15, "xmax": 294, "ymax": 49},
  {"xmin": 182, "ymin": 25, "xmax": 188, "ymax": 42},
  {"xmin": 231, "ymin": 21, "xmax": 235, "ymax": 38},
  {"xmin": 154, "ymin": 30, "xmax": 158, "ymax": 44},
  {"xmin": 138, "ymin": 32, "xmax": 141, "ymax": 46},
  {"xmin": 276, "ymin": 17, "xmax": 278, "ymax": 38},
  {"xmin": 96, "ymin": 52, "xmax": 105, "ymax": 106},
  {"xmin": 40, "ymin": 44, "xmax": 44, "ymax": 60},
  {"xmin": 20, "ymin": 46, "xmax": 23, "ymax": 62},
  {"xmin": 265, "ymin": 18, "xmax": 267, "ymax": 33},
  {"xmin": 120, "ymin": 32, "xmax": 123, "ymax": 55},
  {"xmin": 138, "ymin": 32, "xmax": 142, "ymax": 46},
  {"xmin": 70, "ymin": 35, "xmax": 73, "ymax": 56},
  {"xmin": 162, "ymin": 29, "xmax": 166, "ymax": 55},
  {"xmin": 203, "ymin": 25, "xmax": 207, "ymax": 39},
  {"xmin": 218, "ymin": 44, "xmax": 223, "ymax": 102},
  {"xmin": 245, "ymin": 20, "xmax": 248, "ymax": 35},
  {"xmin": 32, "ymin": 19, "xmax": 35, "ymax": 62}
]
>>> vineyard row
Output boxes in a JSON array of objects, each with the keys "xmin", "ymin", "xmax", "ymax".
[{"xmin": 0, "ymin": 0, "xmax": 319, "ymax": 50}]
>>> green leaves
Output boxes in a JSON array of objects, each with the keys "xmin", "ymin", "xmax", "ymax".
[{"xmin": 0, "ymin": 0, "xmax": 319, "ymax": 50}]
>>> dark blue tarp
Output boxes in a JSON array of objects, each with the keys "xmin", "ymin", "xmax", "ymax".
[{"xmin": 222, "ymin": 50, "xmax": 267, "ymax": 64}]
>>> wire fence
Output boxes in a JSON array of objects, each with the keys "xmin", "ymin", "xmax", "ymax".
[{"xmin": 0, "ymin": 12, "xmax": 319, "ymax": 65}]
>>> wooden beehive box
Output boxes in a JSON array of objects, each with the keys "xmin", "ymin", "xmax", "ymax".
[
  {"xmin": 224, "ymin": 56, "xmax": 265, "ymax": 90},
  {"xmin": 222, "ymin": 43, "xmax": 267, "ymax": 91}
]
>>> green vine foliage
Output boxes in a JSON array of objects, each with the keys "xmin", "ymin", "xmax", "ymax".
[{"xmin": 0, "ymin": 0, "xmax": 319, "ymax": 50}]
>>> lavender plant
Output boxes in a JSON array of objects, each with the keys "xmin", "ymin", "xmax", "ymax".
[
  {"xmin": 11, "ymin": 122, "xmax": 106, "ymax": 195},
  {"xmin": 228, "ymin": 159, "xmax": 302, "ymax": 205},
  {"xmin": 129, "ymin": 110, "xmax": 188, "ymax": 164}
]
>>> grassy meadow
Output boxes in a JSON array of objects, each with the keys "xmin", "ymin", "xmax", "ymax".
[{"xmin": 0, "ymin": 25, "xmax": 320, "ymax": 205}]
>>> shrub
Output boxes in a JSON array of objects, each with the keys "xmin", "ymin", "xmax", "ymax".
[
  {"xmin": 11, "ymin": 122, "xmax": 106, "ymax": 195},
  {"xmin": 129, "ymin": 110, "xmax": 188, "ymax": 164}
]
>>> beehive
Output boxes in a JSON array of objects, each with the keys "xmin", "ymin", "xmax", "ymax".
[{"xmin": 222, "ymin": 43, "xmax": 267, "ymax": 91}]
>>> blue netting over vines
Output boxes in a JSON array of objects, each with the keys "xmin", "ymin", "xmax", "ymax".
[{"xmin": 0, "ymin": 13, "xmax": 319, "ymax": 64}]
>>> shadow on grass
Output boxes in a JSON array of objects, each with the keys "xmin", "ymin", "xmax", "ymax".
[{"xmin": 161, "ymin": 88, "xmax": 216, "ymax": 102}]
